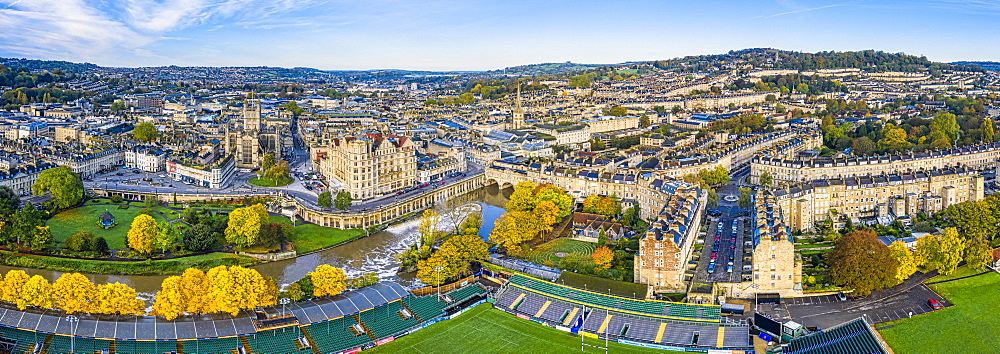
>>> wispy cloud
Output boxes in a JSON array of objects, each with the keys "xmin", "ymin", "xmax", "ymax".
[{"xmin": 756, "ymin": 3, "xmax": 844, "ymax": 18}]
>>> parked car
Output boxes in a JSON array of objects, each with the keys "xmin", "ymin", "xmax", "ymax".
[
  {"xmin": 837, "ymin": 292, "xmax": 847, "ymax": 301},
  {"xmin": 928, "ymin": 298, "xmax": 942, "ymax": 310}
]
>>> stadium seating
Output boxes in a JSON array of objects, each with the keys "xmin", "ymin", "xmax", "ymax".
[
  {"xmin": 46, "ymin": 335, "xmax": 112, "ymax": 354},
  {"xmin": 301, "ymin": 316, "xmax": 373, "ymax": 353},
  {"xmin": 783, "ymin": 318, "xmax": 887, "ymax": 354},
  {"xmin": 180, "ymin": 336, "xmax": 240, "ymax": 353},
  {"xmin": 357, "ymin": 300, "xmax": 421, "ymax": 339},
  {"xmin": 245, "ymin": 328, "xmax": 313, "ymax": 354},
  {"xmin": 447, "ymin": 284, "xmax": 486, "ymax": 302},
  {"xmin": 402, "ymin": 294, "xmax": 450, "ymax": 321},
  {"xmin": 116, "ymin": 339, "xmax": 179, "ymax": 354}
]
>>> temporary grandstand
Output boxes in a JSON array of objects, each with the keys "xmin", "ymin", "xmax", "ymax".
[
  {"xmin": 496, "ymin": 274, "xmax": 751, "ymax": 350},
  {"xmin": 780, "ymin": 318, "xmax": 889, "ymax": 354},
  {"xmin": 0, "ymin": 282, "xmax": 488, "ymax": 354}
]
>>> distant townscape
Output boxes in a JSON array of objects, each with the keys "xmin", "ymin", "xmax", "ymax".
[{"xmin": 0, "ymin": 48, "xmax": 997, "ymax": 354}]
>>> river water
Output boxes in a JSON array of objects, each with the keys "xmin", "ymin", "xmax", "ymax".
[{"xmin": 0, "ymin": 185, "xmax": 510, "ymax": 297}]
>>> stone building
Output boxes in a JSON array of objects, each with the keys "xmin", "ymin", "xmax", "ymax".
[
  {"xmin": 633, "ymin": 181, "xmax": 704, "ymax": 293},
  {"xmin": 314, "ymin": 132, "xmax": 417, "ymax": 201},
  {"xmin": 224, "ymin": 100, "xmax": 292, "ymax": 168}
]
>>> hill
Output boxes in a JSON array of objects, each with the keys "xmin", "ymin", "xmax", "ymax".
[{"xmin": 952, "ymin": 61, "xmax": 1000, "ymax": 71}]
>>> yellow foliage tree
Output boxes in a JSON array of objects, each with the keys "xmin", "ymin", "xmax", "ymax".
[
  {"xmin": 489, "ymin": 211, "xmax": 539, "ymax": 256},
  {"xmin": 1, "ymin": 270, "xmax": 30, "ymax": 304},
  {"xmin": 95, "ymin": 282, "xmax": 144, "ymax": 315},
  {"xmin": 204, "ymin": 265, "xmax": 277, "ymax": 316},
  {"xmin": 225, "ymin": 204, "xmax": 269, "ymax": 247},
  {"xmin": 310, "ymin": 264, "xmax": 347, "ymax": 297},
  {"xmin": 20, "ymin": 275, "xmax": 53, "ymax": 310},
  {"xmin": 416, "ymin": 253, "xmax": 460, "ymax": 286},
  {"xmin": 127, "ymin": 213, "xmax": 158, "ymax": 255},
  {"xmin": 52, "ymin": 273, "xmax": 97, "ymax": 314},
  {"xmin": 205, "ymin": 265, "xmax": 239, "ymax": 315},
  {"xmin": 533, "ymin": 200, "xmax": 560, "ymax": 233},
  {"xmin": 179, "ymin": 268, "xmax": 210, "ymax": 314},
  {"xmin": 592, "ymin": 246, "xmax": 614, "ymax": 270},
  {"xmin": 888, "ymin": 241, "xmax": 917, "ymax": 283},
  {"xmin": 505, "ymin": 181, "xmax": 538, "ymax": 211},
  {"xmin": 153, "ymin": 276, "xmax": 186, "ymax": 320}
]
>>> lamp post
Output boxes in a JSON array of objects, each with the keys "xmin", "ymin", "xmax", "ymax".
[
  {"xmin": 280, "ymin": 297, "xmax": 291, "ymax": 317},
  {"xmin": 435, "ymin": 265, "xmax": 443, "ymax": 299},
  {"xmin": 65, "ymin": 315, "xmax": 79, "ymax": 354}
]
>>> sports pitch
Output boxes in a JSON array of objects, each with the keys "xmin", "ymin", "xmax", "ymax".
[
  {"xmin": 369, "ymin": 304, "xmax": 682, "ymax": 353},
  {"xmin": 879, "ymin": 272, "xmax": 1000, "ymax": 353}
]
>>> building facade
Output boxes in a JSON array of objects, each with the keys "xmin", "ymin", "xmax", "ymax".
[{"xmin": 315, "ymin": 133, "xmax": 417, "ymax": 201}]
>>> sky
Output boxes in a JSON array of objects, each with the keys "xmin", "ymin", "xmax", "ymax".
[{"xmin": 0, "ymin": 0, "xmax": 998, "ymax": 71}]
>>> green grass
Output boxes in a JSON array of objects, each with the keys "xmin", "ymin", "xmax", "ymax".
[
  {"xmin": 47, "ymin": 205, "xmax": 168, "ymax": 249},
  {"xmin": 287, "ymin": 224, "xmax": 365, "ymax": 254},
  {"xmin": 556, "ymin": 271, "xmax": 648, "ymax": 299},
  {"xmin": 268, "ymin": 214, "xmax": 292, "ymax": 224},
  {"xmin": 369, "ymin": 304, "xmax": 679, "ymax": 354},
  {"xmin": 0, "ymin": 251, "xmax": 259, "ymax": 276},
  {"xmin": 794, "ymin": 242, "xmax": 833, "ymax": 249},
  {"xmin": 248, "ymin": 176, "xmax": 291, "ymax": 187},
  {"xmin": 923, "ymin": 265, "xmax": 987, "ymax": 283},
  {"xmin": 879, "ymin": 272, "xmax": 1000, "ymax": 353},
  {"xmin": 524, "ymin": 238, "xmax": 596, "ymax": 266}
]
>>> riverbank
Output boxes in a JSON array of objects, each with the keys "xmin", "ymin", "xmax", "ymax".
[{"xmin": 0, "ymin": 251, "xmax": 260, "ymax": 276}]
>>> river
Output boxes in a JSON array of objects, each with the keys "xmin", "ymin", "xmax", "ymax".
[{"xmin": 0, "ymin": 185, "xmax": 510, "ymax": 298}]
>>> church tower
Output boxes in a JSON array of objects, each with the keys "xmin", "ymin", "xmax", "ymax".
[
  {"xmin": 511, "ymin": 83, "xmax": 525, "ymax": 129},
  {"xmin": 243, "ymin": 95, "xmax": 262, "ymax": 131}
]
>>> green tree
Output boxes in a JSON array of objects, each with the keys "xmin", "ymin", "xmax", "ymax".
[
  {"xmin": 132, "ymin": 122, "xmax": 160, "ymax": 142},
  {"xmin": 639, "ymin": 114, "xmax": 650, "ymax": 127},
  {"xmin": 827, "ymin": 230, "xmax": 899, "ymax": 296},
  {"xmin": 738, "ymin": 187, "xmax": 753, "ymax": 208},
  {"xmin": 183, "ymin": 223, "xmax": 219, "ymax": 252},
  {"xmin": 0, "ymin": 185, "xmax": 19, "ymax": 214},
  {"xmin": 32, "ymin": 166, "xmax": 83, "ymax": 209},
  {"xmin": 916, "ymin": 228, "xmax": 967, "ymax": 275},
  {"xmin": 110, "ymin": 100, "xmax": 127, "ymax": 111},
  {"xmin": 92, "ymin": 237, "xmax": 109, "ymax": 256},
  {"xmin": 607, "ymin": 106, "xmax": 627, "ymax": 117},
  {"xmin": 334, "ymin": 191, "xmax": 353, "ymax": 210},
  {"xmin": 759, "ymin": 171, "xmax": 773, "ymax": 186},
  {"xmin": 156, "ymin": 222, "xmax": 176, "ymax": 254},
  {"xmin": 851, "ymin": 137, "xmax": 876, "ymax": 156},
  {"xmin": 568, "ymin": 74, "xmax": 593, "ymax": 88},
  {"xmin": 260, "ymin": 154, "xmax": 276, "ymax": 172},
  {"xmin": 590, "ymin": 138, "xmax": 606, "ymax": 150},
  {"xmin": 66, "ymin": 230, "xmax": 93, "ymax": 252},
  {"xmin": 279, "ymin": 101, "xmax": 305, "ymax": 117},
  {"xmin": 941, "ymin": 199, "xmax": 999, "ymax": 241},
  {"xmin": 965, "ymin": 238, "xmax": 992, "ymax": 270},
  {"xmin": 317, "ymin": 191, "xmax": 332, "ymax": 208},
  {"xmin": 929, "ymin": 112, "xmax": 960, "ymax": 143},
  {"xmin": 30, "ymin": 226, "xmax": 53, "ymax": 250},
  {"xmin": 7, "ymin": 203, "xmax": 44, "ymax": 245}
]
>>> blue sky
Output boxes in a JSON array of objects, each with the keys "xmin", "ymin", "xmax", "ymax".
[{"xmin": 0, "ymin": 0, "xmax": 998, "ymax": 70}]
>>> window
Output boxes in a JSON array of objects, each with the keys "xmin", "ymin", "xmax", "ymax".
[{"xmin": 654, "ymin": 250, "xmax": 663, "ymax": 257}]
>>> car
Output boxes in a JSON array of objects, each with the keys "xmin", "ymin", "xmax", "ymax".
[
  {"xmin": 837, "ymin": 292, "xmax": 847, "ymax": 301},
  {"xmin": 708, "ymin": 264, "xmax": 715, "ymax": 273},
  {"xmin": 730, "ymin": 245, "xmax": 736, "ymax": 249},
  {"xmin": 116, "ymin": 172, "xmax": 124, "ymax": 176},
  {"xmin": 711, "ymin": 252, "xmax": 717, "ymax": 256},
  {"xmin": 710, "ymin": 255, "xmax": 717, "ymax": 259},
  {"xmin": 726, "ymin": 266, "xmax": 733, "ymax": 273},
  {"xmin": 928, "ymin": 299, "xmax": 942, "ymax": 310}
]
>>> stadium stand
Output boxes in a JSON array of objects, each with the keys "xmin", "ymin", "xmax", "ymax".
[
  {"xmin": 782, "ymin": 318, "xmax": 889, "ymax": 354},
  {"xmin": 301, "ymin": 315, "xmax": 374, "ymax": 353},
  {"xmin": 244, "ymin": 328, "xmax": 313, "ymax": 354},
  {"xmin": 357, "ymin": 300, "xmax": 422, "ymax": 339}
]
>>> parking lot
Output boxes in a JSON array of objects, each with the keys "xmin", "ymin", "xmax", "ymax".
[{"xmin": 759, "ymin": 273, "xmax": 951, "ymax": 329}]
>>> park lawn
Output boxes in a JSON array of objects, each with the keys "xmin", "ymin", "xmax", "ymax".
[
  {"xmin": 794, "ymin": 242, "xmax": 833, "ymax": 249},
  {"xmin": 879, "ymin": 272, "xmax": 1000, "ymax": 353},
  {"xmin": 287, "ymin": 224, "xmax": 365, "ymax": 254},
  {"xmin": 0, "ymin": 251, "xmax": 259, "ymax": 276},
  {"xmin": 47, "ymin": 205, "xmax": 168, "ymax": 250},
  {"xmin": 368, "ymin": 304, "xmax": 679, "ymax": 354},
  {"xmin": 524, "ymin": 238, "xmax": 597, "ymax": 266},
  {"xmin": 248, "ymin": 176, "xmax": 291, "ymax": 187},
  {"xmin": 923, "ymin": 265, "xmax": 987, "ymax": 283},
  {"xmin": 268, "ymin": 214, "xmax": 292, "ymax": 224}
]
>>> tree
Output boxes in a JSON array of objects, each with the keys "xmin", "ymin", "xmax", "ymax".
[
  {"xmin": 607, "ymin": 106, "xmax": 627, "ymax": 117},
  {"xmin": 621, "ymin": 205, "xmax": 641, "ymax": 229},
  {"xmin": 532, "ymin": 200, "xmax": 560, "ymax": 233},
  {"xmin": 436, "ymin": 234, "xmax": 489, "ymax": 272},
  {"xmin": 930, "ymin": 112, "xmax": 960, "ymax": 143},
  {"xmin": 225, "ymin": 203, "xmax": 269, "ymax": 247},
  {"xmin": 183, "ymin": 223, "xmax": 218, "ymax": 252},
  {"xmin": 334, "ymin": 191, "xmax": 353, "ymax": 210},
  {"xmin": 318, "ymin": 191, "xmax": 332, "ymax": 208},
  {"xmin": 156, "ymin": 222, "xmax": 176, "ymax": 254},
  {"xmin": 279, "ymin": 101, "xmax": 305, "ymax": 117},
  {"xmin": 416, "ymin": 253, "xmax": 459, "ymax": 286},
  {"xmin": 759, "ymin": 171, "xmax": 773, "ymax": 187},
  {"xmin": 260, "ymin": 154, "xmax": 276, "ymax": 172},
  {"xmin": 133, "ymin": 122, "xmax": 160, "ymax": 142},
  {"xmin": 20, "ymin": 275, "xmax": 53, "ymax": 310},
  {"xmin": 916, "ymin": 228, "xmax": 967, "ymax": 275},
  {"xmin": 95, "ymin": 282, "xmax": 143, "ymax": 315},
  {"xmin": 699, "ymin": 165, "xmax": 730, "ymax": 186},
  {"xmin": 417, "ymin": 209, "xmax": 441, "ymax": 249},
  {"xmin": 738, "ymin": 187, "xmax": 753, "ymax": 209},
  {"xmin": 535, "ymin": 184, "xmax": 573, "ymax": 218},
  {"xmin": 639, "ymin": 114, "xmax": 651, "ymax": 127},
  {"xmin": 965, "ymin": 238, "xmax": 992, "ymax": 270},
  {"xmin": 127, "ymin": 214, "xmax": 158, "ymax": 255},
  {"xmin": 179, "ymin": 268, "xmax": 210, "ymax": 314},
  {"xmin": 259, "ymin": 222, "xmax": 290, "ymax": 247},
  {"xmin": 66, "ymin": 230, "xmax": 93, "ymax": 252},
  {"xmin": 707, "ymin": 189, "xmax": 719, "ymax": 207},
  {"xmin": 851, "ymin": 137, "xmax": 876, "ymax": 156},
  {"xmin": 489, "ymin": 211, "xmax": 539, "ymax": 256},
  {"xmin": 32, "ymin": 166, "xmax": 83, "ymax": 209},
  {"xmin": 505, "ymin": 181, "xmax": 538, "ymax": 211},
  {"xmin": 826, "ymin": 230, "xmax": 899, "ymax": 296},
  {"xmin": 282, "ymin": 282, "xmax": 305, "ymax": 302},
  {"xmin": 0, "ymin": 185, "xmax": 18, "ymax": 214},
  {"xmin": 592, "ymin": 246, "xmax": 613, "ymax": 270},
  {"xmin": 6, "ymin": 203, "xmax": 43, "ymax": 245},
  {"xmin": 982, "ymin": 118, "xmax": 995, "ymax": 142},
  {"xmin": 590, "ymin": 138, "xmax": 606, "ymax": 150},
  {"xmin": 879, "ymin": 124, "xmax": 912, "ymax": 153},
  {"xmin": 204, "ymin": 265, "xmax": 277, "ymax": 316},
  {"xmin": 346, "ymin": 272, "xmax": 381, "ymax": 289},
  {"xmin": 310, "ymin": 264, "xmax": 347, "ymax": 297},
  {"xmin": 52, "ymin": 273, "xmax": 97, "ymax": 314},
  {"xmin": 110, "ymin": 100, "xmax": 127, "ymax": 111},
  {"xmin": 0, "ymin": 270, "xmax": 30, "ymax": 305},
  {"xmin": 30, "ymin": 225, "xmax": 52, "ymax": 250},
  {"xmin": 941, "ymin": 200, "xmax": 998, "ymax": 241},
  {"xmin": 583, "ymin": 195, "xmax": 620, "ymax": 217},
  {"xmin": 888, "ymin": 241, "xmax": 918, "ymax": 283},
  {"xmin": 92, "ymin": 237, "xmax": 109, "ymax": 256}
]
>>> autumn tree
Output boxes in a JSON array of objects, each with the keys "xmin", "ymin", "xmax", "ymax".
[
  {"xmin": 310, "ymin": 264, "xmax": 347, "ymax": 298},
  {"xmin": 418, "ymin": 209, "xmax": 441, "ymax": 250},
  {"xmin": 489, "ymin": 211, "xmax": 539, "ymax": 256},
  {"xmin": 179, "ymin": 268, "xmax": 210, "ymax": 314},
  {"xmin": 416, "ymin": 253, "xmax": 460, "ymax": 286},
  {"xmin": 30, "ymin": 225, "xmax": 52, "ymax": 250},
  {"xmin": 592, "ymin": 246, "xmax": 613, "ymax": 270},
  {"xmin": 505, "ymin": 181, "xmax": 538, "ymax": 211},
  {"xmin": 156, "ymin": 222, "xmax": 176, "ymax": 254},
  {"xmin": 52, "ymin": 273, "xmax": 97, "ymax": 314},
  {"xmin": 436, "ymin": 234, "xmax": 489, "ymax": 273},
  {"xmin": 583, "ymin": 195, "xmax": 620, "ymax": 217},
  {"xmin": 916, "ymin": 228, "xmax": 967, "ymax": 275},
  {"xmin": 888, "ymin": 241, "xmax": 918, "ymax": 283},
  {"xmin": 94, "ymin": 283, "xmax": 144, "ymax": 315},
  {"xmin": 32, "ymin": 166, "xmax": 84, "ymax": 209},
  {"xmin": 827, "ymin": 230, "xmax": 899, "ymax": 296},
  {"xmin": 0, "ymin": 270, "xmax": 30, "ymax": 305},
  {"xmin": 205, "ymin": 265, "xmax": 277, "ymax": 316},
  {"xmin": 153, "ymin": 276, "xmax": 185, "ymax": 320},
  {"xmin": 533, "ymin": 200, "xmax": 560, "ymax": 234},
  {"xmin": 20, "ymin": 275, "xmax": 53, "ymax": 310},
  {"xmin": 225, "ymin": 203, "xmax": 269, "ymax": 247},
  {"xmin": 964, "ymin": 238, "xmax": 992, "ymax": 271},
  {"xmin": 127, "ymin": 213, "xmax": 159, "ymax": 255}
]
